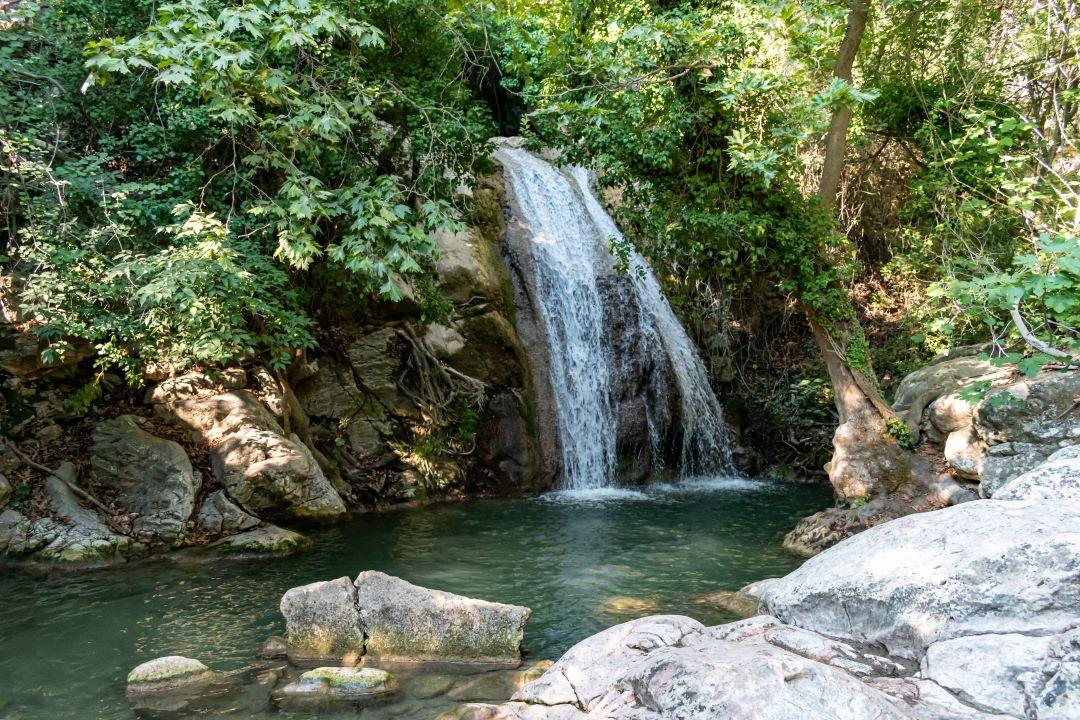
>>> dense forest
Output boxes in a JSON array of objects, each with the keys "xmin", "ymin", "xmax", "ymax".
[{"xmin": 3, "ymin": 0, "xmax": 1077, "ymax": 484}]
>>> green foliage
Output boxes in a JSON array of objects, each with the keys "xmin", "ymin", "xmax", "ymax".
[
  {"xmin": 884, "ymin": 416, "xmax": 914, "ymax": 449},
  {"xmin": 3, "ymin": 0, "xmax": 492, "ymax": 377}
]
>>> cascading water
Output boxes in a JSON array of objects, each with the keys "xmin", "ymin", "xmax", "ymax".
[{"xmin": 496, "ymin": 145, "xmax": 733, "ymax": 490}]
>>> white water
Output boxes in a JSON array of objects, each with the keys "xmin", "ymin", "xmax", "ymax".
[{"xmin": 496, "ymin": 147, "xmax": 733, "ymax": 490}]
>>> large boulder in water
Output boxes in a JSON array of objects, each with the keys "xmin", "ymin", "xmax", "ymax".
[
  {"xmin": 280, "ymin": 576, "xmax": 364, "ymax": 664},
  {"xmin": 759, "ymin": 499, "xmax": 1080, "ymax": 659},
  {"xmin": 355, "ymin": 570, "xmax": 530, "ymax": 665},
  {"xmin": 126, "ymin": 656, "xmax": 214, "ymax": 696},
  {"xmin": 90, "ymin": 415, "xmax": 200, "ymax": 543}
]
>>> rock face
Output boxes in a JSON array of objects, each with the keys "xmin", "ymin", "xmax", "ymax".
[
  {"xmin": 280, "ymin": 576, "xmax": 364, "ymax": 664},
  {"xmin": 90, "ymin": 415, "xmax": 200, "ymax": 542},
  {"xmin": 281, "ymin": 667, "xmax": 396, "ymax": 698},
  {"xmin": 760, "ymin": 500, "xmax": 1080, "ymax": 659},
  {"xmin": 355, "ymin": 570, "xmax": 530, "ymax": 665},
  {"xmin": 126, "ymin": 656, "xmax": 214, "ymax": 695},
  {"xmin": 994, "ymin": 444, "xmax": 1080, "ymax": 502}
]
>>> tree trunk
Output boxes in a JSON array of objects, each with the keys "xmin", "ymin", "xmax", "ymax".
[
  {"xmin": 811, "ymin": 1, "xmax": 922, "ymax": 501},
  {"xmin": 819, "ymin": 1, "xmax": 869, "ymax": 211}
]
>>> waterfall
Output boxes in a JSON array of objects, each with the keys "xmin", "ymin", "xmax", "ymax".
[{"xmin": 496, "ymin": 146, "xmax": 733, "ymax": 490}]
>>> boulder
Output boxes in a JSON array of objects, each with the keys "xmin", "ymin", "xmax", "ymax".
[
  {"xmin": 892, "ymin": 354, "xmax": 1009, "ymax": 432},
  {"xmin": 866, "ymin": 677, "xmax": 1015, "ymax": 720},
  {"xmin": 0, "ymin": 508, "xmax": 33, "ymax": 555},
  {"xmin": 759, "ymin": 500, "xmax": 1080, "ymax": 659},
  {"xmin": 154, "ymin": 389, "xmax": 280, "ymax": 444},
  {"xmin": 346, "ymin": 329, "xmax": 409, "ymax": 413},
  {"xmin": 1032, "ymin": 627, "xmax": 1080, "ymax": 720},
  {"xmin": 280, "ymin": 576, "xmax": 364, "ymax": 664},
  {"xmin": 205, "ymin": 524, "xmax": 307, "ymax": 555},
  {"xmin": 979, "ymin": 441, "xmax": 1058, "ymax": 497},
  {"xmin": 126, "ymin": 656, "xmax": 214, "ymax": 696},
  {"xmin": 943, "ymin": 426, "xmax": 985, "ymax": 480},
  {"xmin": 929, "ymin": 394, "xmax": 977, "ymax": 435},
  {"xmin": 354, "ymin": 570, "xmax": 531, "ymax": 665},
  {"xmin": 0, "ymin": 473, "xmax": 9, "ymax": 508},
  {"xmin": 196, "ymin": 490, "xmax": 260, "ymax": 534},
  {"xmin": 36, "ymin": 466, "xmax": 130, "ymax": 563},
  {"xmin": 210, "ymin": 428, "xmax": 346, "ymax": 523},
  {"xmin": 975, "ymin": 371, "xmax": 1080, "ymax": 446},
  {"xmin": 281, "ymin": 667, "xmax": 395, "ymax": 698},
  {"xmin": 147, "ymin": 369, "xmax": 246, "ymax": 407},
  {"xmin": 91, "ymin": 415, "xmax": 200, "ymax": 542},
  {"xmin": 993, "ymin": 445, "xmax": 1080, "ymax": 502},
  {"xmin": 920, "ymin": 633, "xmax": 1051, "ymax": 716},
  {"xmin": 506, "ymin": 615, "xmax": 914, "ymax": 720},
  {"xmin": 295, "ymin": 357, "xmax": 362, "ymax": 419}
]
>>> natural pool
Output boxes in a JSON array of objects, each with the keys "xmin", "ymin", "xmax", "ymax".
[{"xmin": 0, "ymin": 477, "xmax": 831, "ymax": 719}]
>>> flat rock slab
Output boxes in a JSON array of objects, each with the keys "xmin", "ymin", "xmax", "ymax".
[
  {"xmin": 759, "ymin": 499, "xmax": 1080, "ymax": 659},
  {"xmin": 126, "ymin": 656, "xmax": 214, "ymax": 695},
  {"xmin": 282, "ymin": 667, "xmax": 395, "ymax": 698},
  {"xmin": 355, "ymin": 571, "xmax": 530, "ymax": 665}
]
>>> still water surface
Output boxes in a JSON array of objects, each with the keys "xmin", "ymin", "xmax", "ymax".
[{"xmin": 0, "ymin": 477, "xmax": 830, "ymax": 719}]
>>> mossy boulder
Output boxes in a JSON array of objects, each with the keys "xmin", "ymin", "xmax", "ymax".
[
  {"xmin": 281, "ymin": 667, "xmax": 396, "ymax": 698},
  {"xmin": 206, "ymin": 525, "xmax": 309, "ymax": 556},
  {"xmin": 126, "ymin": 656, "xmax": 214, "ymax": 696}
]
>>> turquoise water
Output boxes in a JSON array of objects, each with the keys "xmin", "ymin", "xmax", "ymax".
[{"xmin": 0, "ymin": 477, "xmax": 830, "ymax": 719}]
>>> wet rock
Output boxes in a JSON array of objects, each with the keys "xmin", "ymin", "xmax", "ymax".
[
  {"xmin": 259, "ymin": 635, "xmax": 287, "ymax": 659},
  {"xmin": 354, "ymin": 570, "xmax": 531, "ymax": 665},
  {"xmin": 91, "ymin": 415, "xmax": 200, "ymax": 542},
  {"xmin": 760, "ymin": 500, "xmax": 1080, "ymax": 659},
  {"xmin": 920, "ymin": 632, "xmax": 1051, "ymax": 716},
  {"xmin": 126, "ymin": 656, "xmax": 214, "ymax": 695},
  {"xmin": 210, "ymin": 428, "xmax": 346, "ymax": 523},
  {"xmin": 280, "ymin": 576, "xmax": 364, "ymax": 664},
  {"xmin": 695, "ymin": 590, "xmax": 759, "ymax": 619},
  {"xmin": 206, "ymin": 524, "xmax": 307, "ymax": 555},
  {"xmin": 410, "ymin": 674, "xmax": 457, "ymax": 699},
  {"xmin": 196, "ymin": 490, "xmax": 260, "ymax": 534},
  {"xmin": 281, "ymin": 667, "xmax": 395, "ymax": 698},
  {"xmin": 993, "ymin": 445, "xmax": 1080, "ymax": 502}
]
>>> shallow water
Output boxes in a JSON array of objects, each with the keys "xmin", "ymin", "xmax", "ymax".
[{"xmin": 0, "ymin": 478, "xmax": 830, "ymax": 719}]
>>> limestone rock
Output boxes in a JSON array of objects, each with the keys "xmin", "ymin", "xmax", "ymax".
[
  {"xmin": 91, "ymin": 415, "xmax": 200, "ymax": 542},
  {"xmin": 0, "ymin": 473, "xmax": 9, "ymax": 508},
  {"xmin": 994, "ymin": 445, "xmax": 1080, "ymax": 502},
  {"xmin": 210, "ymin": 428, "xmax": 345, "ymax": 523},
  {"xmin": 892, "ymin": 355, "xmax": 1009, "ymax": 432},
  {"xmin": 295, "ymin": 357, "xmax": 362, "ymax": 419},
  {"xmin": 975, "ymin": 371, "xmax": 1080, "ymax": 446},
  {"xmin": 280, "ymin": 576, "xmax": 364, "ymax": 664},
  {"xmin": 146, "ymin": 369, "xmax": 247, "ymax": 406},
  {"xmin": 354, "ymin": 570, "xmax": 531, "ymax": 664},
  {"xmin": 206, "ymin": 524, "xmax": 307, "ymax": 555},
  {"xmin": 37, "ymin": 468, "xmax": 130, "ymax": 563},
  {"xmin": 0, "ymin": 508, "xmax": 33, "ymax": 555},
  {"xmin": 433, "ymin": 226, "xmax": 504, "ymax": 305},
  {"xmin": 346, "ymin": 329, "xmax": 408, "ymax": 413},
  {"xmin": 944, "ymin": 426, "xmax": 985, "ymax": 480},
  {"xmin": 980, "ymin": 441, "xmax": 1057, "ymax": 497},
  {"xmin": 759, "ymin": 500, "xmax": 1080, "ymax": 659},
  {"xmin": 508, "ymin": 616, "xmax": 913, "ymax": 720},
  {"xmin": 126, "ymin": 656, "xmax": 214, "ymax": 695},
  {"xmin": 424, "ymin": 323, "xmax": 468, "ymax": 359},
  {"xmin": 281, "ymin": 667, "xmax": 395, "ymax": 698},
  {"xmin": 196, "ymin": 490, "xmax": 260, "ymax": 534},
  {"xmin": 1032, "ymin": 627, "xmax": 1080, "ymax": 720},
  {"xmin": 920, "ymin": 633, "xmax": 1050, "ymax": 716},
  {"xmin": 156, "ymin": 389, "xmax": 280, "ymax": 444},
  {"xmin": 512, "ymin": 615, "xmax": 705, "ymax": 709},
  {"xmin": 867, "ymin": 677, "xmax": 1014, "ymax": 720},
  {"xmin": 929, "ymin": 394, "xmax": 977, "ymax": 435}
]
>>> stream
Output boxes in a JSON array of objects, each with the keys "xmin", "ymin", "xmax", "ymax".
[{"xmin": 0, "ymin": 477, "xmax": 829, "ymax": 719}]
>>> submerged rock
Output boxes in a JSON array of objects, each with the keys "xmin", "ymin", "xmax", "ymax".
[
  {"xmin": 280, "ymin": 576, "xmax": 364, "ymax": 664},
  {"xmin": 760, "ymin": 500, "xmax": 1080, "ymax": 659},
  {"xmin": 355, "ymin": 570, "xmax": 530, "ymax": 665},
  {"xmin": 126, "ymin": 656, "xmax": 214, "ymax": 695},
  {"xmin": 281, "ymin": 667, "xmax": 395, "ymax": 698}
]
